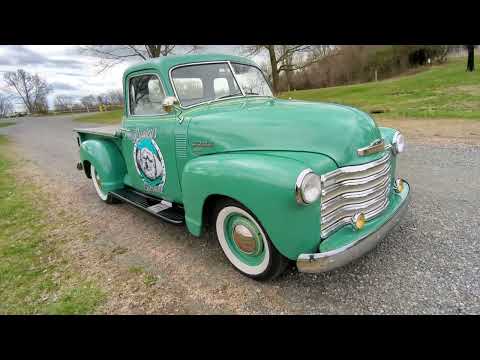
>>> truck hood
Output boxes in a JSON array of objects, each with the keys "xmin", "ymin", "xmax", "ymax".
[{"xmin": 186, "ymin": 98, "xmax": 383, "ymax": 166}]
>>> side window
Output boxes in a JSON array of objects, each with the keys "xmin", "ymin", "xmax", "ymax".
[{"xmin": 129, "ymin": 74, "xmax": 166, "ymax": 115}]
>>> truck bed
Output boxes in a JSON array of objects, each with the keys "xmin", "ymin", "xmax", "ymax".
[{"xmin": 74, "ymin": 125, "xmax": 120, "ymax": 138}]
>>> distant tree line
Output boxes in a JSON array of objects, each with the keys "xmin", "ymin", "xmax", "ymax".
[
  {"xmin": 247, "ymin": 45, "xmax": 476, "ymax": 93},
  {"xmin": 54, "ymin": 90, "xmax": 124, "ymax": 112},
  {"xmin": 0, "ymin": 68, "xmax": 124, "ymax": 116}
]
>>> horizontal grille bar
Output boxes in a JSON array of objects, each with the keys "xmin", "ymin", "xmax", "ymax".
[
  {"xmin": 320, "ymin": 152, "xmax": 392, "ymax": 238},
  {"xmin": 321, "ymin": 153, "xmax": 390, "ymax": 186},
  {"xmin": 322, "ymin": 163, "xmax": 391, "ymax": 202},
  {"xmin": 322, "ymin": 177, "xmax": 390, "ymax": 216},
  {"xmin": 321, "ymin": 196, "xmax": 390, "ymax": 238},
  {"xmin": 321, "ymin": 184, "xmax": 390, "ymax": 229}
]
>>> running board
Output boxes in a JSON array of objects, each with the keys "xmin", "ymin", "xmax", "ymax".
[{"xmin": 110, "ymin": 188, "xmax": 185, "ymax": 224}]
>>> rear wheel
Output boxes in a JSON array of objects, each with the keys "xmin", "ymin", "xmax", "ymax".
[
  {"xmin": 213, "ymin": 199, "xmax": 288, "ymax": 281},
  {"xmin": 91, "ymin": 165, "xmax": 118, "ymax": 204}
]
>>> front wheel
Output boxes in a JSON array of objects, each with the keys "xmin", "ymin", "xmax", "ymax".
[
  {"xmin": 213, "ymin": 199, "xmax": 288, "ymax": 281},
  {"xmin": 91, "ymin": 165, "xmax": 118, "ymax": 204}
]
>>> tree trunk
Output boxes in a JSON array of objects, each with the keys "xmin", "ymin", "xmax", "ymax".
[
  {"xmin": 267, "ymin": 46, "xmax": 280, "ymax": 94},
  {"xmin": 467, "ymin": 45, "xmax": 475, "ymax": 72},
  {"xmin": 285, "ymin": 70, "xmax": 292, "ymax": 91},
  {"xmin": 285, "ymin": 57, "xmax": 294, "ymax": 91},
  {"xmin": 147, "ymin": 45, "xmax": 161, "ymax": 58}
]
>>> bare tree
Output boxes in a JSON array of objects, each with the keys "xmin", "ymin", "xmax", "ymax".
[
  {"xmin": 0, "ymin": 93, "xmax": 14, "ymax": 118},
  {"xmin": 242, "ymin": 45, "xmax": 333, "ymax": 93},
  {"xmin": 80, "ymin": 45, "xmax": 202, "ymax": 72},
  {"xmin": 106, "ymin": 89, "xmax": 124, "ymax": 105},
  {"xmin": 80, "ymin": 95, "xmax": 97, "ymax": 109},
  {"xmin": 3, "ymin": 69, "xmax": 52, "ymax": 114},
  {"xmin": 258, "ymin": 61, "xmax": 272, "ymax": 83},
  {"xmin": 54, "ymin": 95, "xmax": 74, "ymax": 111}
]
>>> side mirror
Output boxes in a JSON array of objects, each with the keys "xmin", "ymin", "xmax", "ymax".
[{"xmin": 162, "ymin": 96, "xmax": 180, "ymax": 113}]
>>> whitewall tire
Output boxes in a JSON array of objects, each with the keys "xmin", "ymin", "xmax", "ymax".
[
  {"xmin": 91, "ymin": 165, "xmax": 117, "ymax": 204},
  {"xmin": 213, "ymin": 199, "xmax": 288, "ymax": 281}
]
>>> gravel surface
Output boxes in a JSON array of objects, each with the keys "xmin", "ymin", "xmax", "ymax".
[{"xmin": 1, "ymin": 116, "xmax": 479, "ymax": 314}]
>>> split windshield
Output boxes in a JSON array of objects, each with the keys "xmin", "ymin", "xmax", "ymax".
[{"xmin": 170, "ymin": 62, "xmax": 273, "ymax": 107}]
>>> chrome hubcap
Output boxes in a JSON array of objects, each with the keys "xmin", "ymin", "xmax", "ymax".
[{"xmin": 233, "ymin": 224, "xmax": 257, "ymax": 254}]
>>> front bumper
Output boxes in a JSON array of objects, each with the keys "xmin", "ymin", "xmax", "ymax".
[{"xmin": 296, "ymin": 181, "xmax": 411, "ymax": 273}]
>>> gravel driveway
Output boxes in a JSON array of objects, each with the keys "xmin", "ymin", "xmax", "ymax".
[{"xmin": 1, "ymin": 116, "xmax": 479, "ymax": 314}]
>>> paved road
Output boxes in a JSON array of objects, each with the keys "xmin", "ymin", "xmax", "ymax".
[{"xmin": 1, "ymin": 116, "xmax": 479, "ymax": 314}]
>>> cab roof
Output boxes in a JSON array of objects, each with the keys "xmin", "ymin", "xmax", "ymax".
[{"xmin": 123, "ymin": 53, "xmax": 257, "ymax": 79}]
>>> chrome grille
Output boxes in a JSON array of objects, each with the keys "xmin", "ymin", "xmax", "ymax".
[{"xmin": 320, "ymin": 153, "xmax": 391, "ymax": 238}]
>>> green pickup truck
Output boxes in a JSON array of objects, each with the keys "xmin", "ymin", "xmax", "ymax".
[{"xmin": 74, "ymin": 54, "xmax": 410, "ymax": 281}]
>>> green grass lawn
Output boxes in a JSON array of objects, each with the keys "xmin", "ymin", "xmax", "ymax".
[
  {"xmin": 0, "ymin": 122, "xmax": 15, "ymax": 128},
  {"xmin": 0, "ymin": 135, "xmax": 105, "ymax": 314},
  {"xmin": 281, "ymin": 56, "xmax": 480, "ymax": 120},
  {"xmin": 74, "ymin": 109, "xmax": 123, "ymax": 124}
]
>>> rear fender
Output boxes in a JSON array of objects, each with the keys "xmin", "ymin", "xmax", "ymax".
[{"xmin": 79, "ymin": 139, "xmax": 126, "ymax": 192}]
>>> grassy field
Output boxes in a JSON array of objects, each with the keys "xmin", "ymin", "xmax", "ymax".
[
  {"xmin": 0, "ymin": 135, "xmax": 105, "ymax": 314},
  {"xmin": 0, "ymin": 122, "xmax": 15, "ymax": 128},
  {"xmin": 74, "ymin": 109, "xmax": 123, "ymax": 124},
  {"xmin": 281, "ymin": 56, "xmax": 480, "ymax": 120}
]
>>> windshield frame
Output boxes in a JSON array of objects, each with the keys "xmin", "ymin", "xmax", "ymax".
[{"xmin": 168, "ymin": 60, "xmax": 274, "ymax": 109}]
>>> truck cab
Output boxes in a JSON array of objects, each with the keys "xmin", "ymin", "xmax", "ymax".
[{"xmin": 75, "ymin": 54, "xmax": 410, "ymax": 281}]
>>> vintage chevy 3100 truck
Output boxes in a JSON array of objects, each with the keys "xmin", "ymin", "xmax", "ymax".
[{"xmin": 74, "ymin": 54, "xmax": 410, "ymax": 280}]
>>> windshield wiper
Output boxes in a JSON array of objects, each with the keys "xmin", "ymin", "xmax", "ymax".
[{"xmin": 244, "ymin": 92, "xmax": 260, "ymax": 95}]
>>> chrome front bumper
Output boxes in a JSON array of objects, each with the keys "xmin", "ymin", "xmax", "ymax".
[{"xmin": 296, "ymin": 185, "xmax": 411, "ymax": 273}]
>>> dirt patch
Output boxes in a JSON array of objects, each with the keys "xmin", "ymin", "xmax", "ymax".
[
  {"xmin": 446, "ymin": 85, "xmax": 480, "ymax": 96},
  {"xmin": 377, "ymin": 118, "xmax": 480, "ymax": 145}
]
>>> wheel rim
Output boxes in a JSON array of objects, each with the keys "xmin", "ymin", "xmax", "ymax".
[
  {"xmin": 91, "ymin": 166, "xmax": 108, "ymax": 201},
  {"xmin": 216, "ymin": 206, "xmax": 270, "ymax": 275},
  {"xmin": 225, "ymin": 214, "xmax": 264, "ymax": 266}
]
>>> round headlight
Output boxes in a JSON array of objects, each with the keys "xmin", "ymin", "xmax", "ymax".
[
  {"xmin": 296, "ymin": 169, "xmax": 322, "ymax": 204},
  {"xmin": 392, "ymin": 131, "xmax": 405, "ymax": 154}
]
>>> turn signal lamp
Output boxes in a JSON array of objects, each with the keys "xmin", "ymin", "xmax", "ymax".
[
  {"xmin": 394, "ymin": 178, "xmax": 404, "ymax": 193},
  {"xmin": 352, "ymin": 212, "xmax": 366, "ymax": 231}
]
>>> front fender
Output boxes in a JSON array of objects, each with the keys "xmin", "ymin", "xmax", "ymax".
[
  {"xmin": 181, "ymin": 153, "xmax": 323, "ymax": 260},
  {"xmin": 379, "ymin": 127, "xmax": 397, "ymax": 146},
  {"xmin": 79, "ymin": 139, "xmax": 126, "ymax": 192}
]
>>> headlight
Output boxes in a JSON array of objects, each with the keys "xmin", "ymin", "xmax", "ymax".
[
  {"xmin": 392, "ymin": 131, "xmax": 405, "ymax": 154},
  {"xmin": 295, "ymin": 169, "xmax": 322, "ymax": 205}
]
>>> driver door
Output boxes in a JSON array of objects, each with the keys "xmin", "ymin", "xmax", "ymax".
[{"xmin": 121, "ymin": 71, "xmax": 182, "ymax": 203}]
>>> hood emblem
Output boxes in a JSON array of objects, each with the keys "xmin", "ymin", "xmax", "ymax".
[
  {"xmin": 192, "ymin": 141, "xmax": 214, "ymax": 148},
  {"xmin": 357, "ymin": 139, "xmax": 385, "ymax": 156}
]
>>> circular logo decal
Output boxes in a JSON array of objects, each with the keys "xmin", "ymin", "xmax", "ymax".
[{"xmin": 133, "ymin": 137, "xmax": 166, "ymax": 191}]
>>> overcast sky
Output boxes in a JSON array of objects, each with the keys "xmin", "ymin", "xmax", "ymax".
[{"xmin": 0, "ymin": 45, "xmax": 264, "ymax": 111}]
